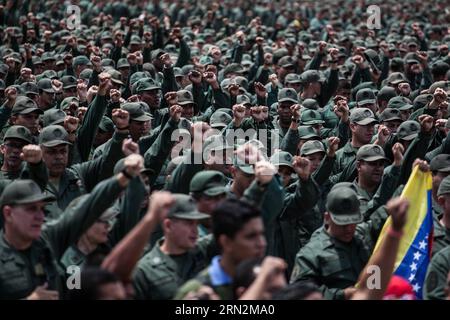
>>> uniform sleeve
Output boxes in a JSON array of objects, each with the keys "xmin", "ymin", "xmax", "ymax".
[{"xmin": 424, "ymin": 249, "xmax": 450, "ymax": 300}]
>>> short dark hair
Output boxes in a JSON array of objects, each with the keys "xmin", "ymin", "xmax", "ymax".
[
  {"xmin": 212, "ymin": 198, "xmax": 261, "ymax": 250},
  {"xmin": 272, "ymin": 280, "xmax": 321, "ymax": 300},
  {"xmin": 67, "ymin": 267, "xmax": 120, "ymax": 300},
  {"xmin": 232, "ymin": 257, "xmax": 263, "ymax": 299}
]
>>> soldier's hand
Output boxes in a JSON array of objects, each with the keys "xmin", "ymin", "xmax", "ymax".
[
  {"xmin": 123, "ymin": 153, "xmax": 144, "ymax": 177},
  {"xmin": 290, "ymin": 104, "xmax": 301, "ymax": 120},
  {"xmin": 333, "ymin": 98, "xmax": 349, "ymax": 122},
  {"xmin": 5, "ymin": 86, "xmax": 17, "ymax": 108},
  {"xmin": 352, "ymin": 54, "xmax": 364, "ymax": 67},
  {"xmin": 261, "ymin": 106, "xmax": 269, "ymax": 121},
  {"xmin": 228, "ymin": 83, "xmax": 240, "ymax": 96},
  {"xmin": 292, "ymin": 156, "xmax": 312, "ymax": 181},
  {"xmin": 122, "ymin": 138, "xmax": 139, "ymax": 156},
  {"xmin": 147, "ymin": 191, "xmax": 175, "ymax": 222},
  {"xmin": 159, "ymin": 53, "xmax": 172, "ymax": 68},
  {"xmin": 98, "ymin": 72, "xmax": 112, "ymax": 96},
  {"xmin": 232, "ymin": 104, "xmax": 246, "ymax": 125},
  {"xmin": 21, "ymin": 145, "xmax": 42, "ymax": 164},
  {"xmin": 109, "ymin": 89, "xmax": 121, "ymax": 103},
  {"xmin": 91, "ymin": 55, "xmax": 102, "ymax": 73},
  {"xmin": 268, "ymin": 74, "xmax": 278, "ymax": 87},
  {"xmin": 392, "ymin": 142, "xmax": 404, "ymax": 166},
  {"xmin": 327, "ymin": 137, "xmax": 340, "ymax": 158},
  {"xmin": 412, "ymin": 158, "xmax": 430, "ymax": 172},
  {"xmin": 250, "ymin": 106, "xmax": 264, "ymax": 122},
  {"xmin": 317, "ymin": 41, "xmax": 327, "ymax": 54},
  {"xmin": 183, "ymin": 285, "xmax": 220, "ymax": 300},
  {"xmin": 164, "ymin": 91, "xmax": 178, "ymax": 105},
  {"xmin": 254, "ymin": 160, "xmax": 276, "ymax": 185},
  {"xmin": 254, "ymin": 82, "xmax": 267, "ymax": 98},
  {"xmin": 386, "ymin": 197, "xmax": 409, "ymax": 232},
  {"xmin": 255, "ymin": 256, "xmax": 287, "ymax": 287},
  {"xmin": 418, "ymin": 114, "xmax": 434, "ymax": 133},
  {"xmin": 20, "ymin": 67, "xmax": 32, "ymax": 81},
  {"xmin": 127, "ymin": 95, "xmax": 140, "ymax": 102},
  {"xmin": 430, "ymin": 87, "xmax": 448, "ymax": 108},
  {"xmin": 64, "ymin": 116, "xmax": 79, "ymax": 133},
  {"xmin": 376, "ymin": 124, "xmax": 390, "ymax": 146},
  {"xmin": 112, "ymin": 108, "xmax": 130, "ymax": 130},
  {"xmin": 77, "ymin": 107, "xmax": 88, "ymax": 122},
  {"xmin": 188, "ymin": 70, "xmax": 202, "ymax": 85},
  {"xmin": 51, "ymin": 79, "xmax": 63, "ymax": 93},
  {"xmin": 26, "ymin": 283, "xmax": 59, "ymax": 300},
  {"xmin": 135, "ymin": 51, "xmax": 144, "ymax": 65},
  {"xmin": 169, "ymin": 104, "xmax": 182, "ymax": 122},
  {"xmin": 77, "ymin": 80, "xmax": 88, "ymax": 102},
  {"xmin": 436, "ymin": 118, "xmax": 447, "ymax": 130},
  {"xmin": 203, "ymin": 72, "xmax": 218, "ymax": 87},
  {"xmin": 235, "ymin": 143, "xmax": 263, "ymax": 167}
]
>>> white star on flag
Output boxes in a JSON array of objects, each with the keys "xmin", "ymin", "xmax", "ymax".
[
  {"xmin": 419, "ymin": 240, "xmax": 427, "ymax": 250},
  {"xmin": 408, "ymin": 273, "xmax": 416, "ymax": 282},
  {"xmin": 410, "ymin": 262, "xmax": 417, "ymax": 272},
  {"xmin": 412, "ymin": 283, "xmax": 421, "ymax": 293},
  {"xmin": 413, "ymin": 251, "xmax": 421, "ymax": 261}
]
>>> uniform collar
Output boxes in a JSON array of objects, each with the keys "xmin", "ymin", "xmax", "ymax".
[{"xmin": 208, "ymin": 255, "xmax": 232, "ymax": 286}]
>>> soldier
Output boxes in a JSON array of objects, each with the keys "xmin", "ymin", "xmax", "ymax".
[
  {"xmin": 9, "ymin": 96, "xmax": 43, "ymax": 138},
  {"xmin": 424, "ymin": 246, "xmax": 450, "ymax": 300},
  {"xmin": 133, "ymin": 194, "xmax": 210, "ymax": 300},
  {"xmin": 432, "ymin": 175, "xmax": 450, "ymax": 256},
  {"xmin": 290, "ymin": 186, "xmax": 391, "ymax": 300}
]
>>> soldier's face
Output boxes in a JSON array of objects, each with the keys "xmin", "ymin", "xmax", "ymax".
[
  {"xmin": 277, "ymin": 166, "xmax": 294, "ymax": 187},
  {"xmin": 196, "ymin": 193, "xmax": 226, "ymax": 215},
  {"xmin": 166, "ymin": 218, "xmax": 199, "ymax": 250},
  {"xmin": 1, "ymin": 139, "xmax": 27, "ymax": 170},
  {"xmin": 357, "ymin": 160, "xmax": 385, "ymax": 185},
  {"xmin": 221, "ymin": 217, "xmax": 266, "ymax": 262},
  {"xmin": 14, "ymin": 112, "xmax": 40, "ymax": 134},
  {"xmin": 181, "ymin": 104, "xmax": 194, "ymax": 119},
  {"xmin": 383, "ymin": 120, "xmax": 401, "ymax": 134},
  {"xmin": 277, "ymin": 102, "xmax": 293, "ymax": 124},
  {"xmin": 4, "ymin": 201, "xmax": 46, "ymax": 241},
  {"xmin": 85, "ymin": 220, "xmax": 111, "ymax": 245},
  {"xmin": 129, "ymin": 120, "xmax": 149, "ymax": 141},
  {"xmin": 231, "ymin": 167, "xmax": 254, "ymax": 195},
  {"xmin": 140, "ymin": 90, "xmax": 161, "ymax": 109},
  {"xmin": 351, "ymin": 123, "xmax": 375, "ymax": 145},
  {"xmin": 305, "ymin": 152, "xmax": 325, "ymax": 172},
  {"xmin": 42, "ymin": 144, "xmax": 69, "ymax": 177}
]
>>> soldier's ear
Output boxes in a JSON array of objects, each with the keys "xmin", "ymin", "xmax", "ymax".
[
  {"xmin": 324, "ymin": 212, "xmax": 331, "ymax": 223},
  {"xmin": 218, "ymin": 234, "xmax": 231, "ymax": 253},
  {"xmin": 437, "ymin": 195, "xmax": 446, "ymax": 208},
  {"xmin": 2, "ymin": 206, "xmax": 12, "ymax": 223},
  {"xmin": 0, "ymin": 144, "xmax": 5, "ymax": 155}
]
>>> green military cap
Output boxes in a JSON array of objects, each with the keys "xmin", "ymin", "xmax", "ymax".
[
  {"xmin": 430, "ymin": 154, "xmax": 450, "ymax": 173},
  {"xmin": 5, "ymin": 53, "xmax": 22, "ymax": 64},
  {"xmin": 121, "ymin": 102, "xmax": 153, "ymax": 122},
  {"xmin": 437, "ymin": 175, "xmax": 450, "ymax": 197},
  {"xmin": 302, "ymin": 99, "xmax": 319, "ymax": 110},
  {"xmin": 39, "ymin": 70, "xmax": 59, "ymax": 81},
  {"xmin": 72, "ymin": 55, "xmax": 92, "ymax": 68},
  {"xmin": 388, "ymin": 96, "xmax": 414, "ymax": 111},
  {"xmin": 356, "ymin": 88, "xmax": 376, "ymax": 106},
  {"xmin": 12, "ymin": 97, "xmax": 43, "ymax": 115},
  {"xmin": 198, "ymin": 56, "xmax": 213, "ymax": 66},
  {"xmin": 117, "ymin": 58, "xmax": 130, "ymax": 69},
  {"xmin": 0, "ymin": 179, "xmax": 55, "ymax": 208},
  {"xmin": 61, "ymin": 75, "xmax": 77, "ymax": 89},
  {"xmin": 20, "ymin": 81, "xmax": 39, "ymax": 95},
  {"xmin": 129, "ymin": 72, "xmax": 150, "ymax": 87},
  {"xmin": 285, "ymin": 73, "xmax": 302, "ymax": 84},
  {"xmin": 113, "ymin": 158, "xmax": 155, "ymax": 177},
  {"xmin": 278, "ymin": 88, "xmax": 298, "ymax": 103},
  {"xmin": 173, "ymin": 67, "xmax": 182, "ymax": 77},
  {"xmin": 135, "ymin": 77, "xmax": 161, "ymax": 93},
  {"xmin": 37, "ymin": 78, "xmax": 56, "ymax": 93},
  {"xmin": 301, "ymin": 109, "xmax": 324, "ymax": 125},
  {"xmin": 190, "ymin": 170, "xmax": 228, "ymax": 196},
  {"xmin": 356, "ymin": 144, "xmax": 387, "ymax": 162},
  {"xmin": 203, "ymin": 135, "xmax": 234, "ymax": 154},
  {"xmin": 167, "ymin": 194, "xmax": 210, "ymax": 220},
  {"xmin": 379, "ymin": 108, "xmax": 402, "ymax": 122},
  {"xmin": 377, "ymin": 86, "xmax": 397, "ymax": 102},
  {"xmin": 270, "ymin": 151, "xmax": 294, "ymax": 169},
  {"xmin": 150, "ymin": 48, "xmax": 165, "ymax": 61},
  {"xmin": 101, "ymin": 31, "xmax": 113, "ymax": 40},
  {"xmin": 130, "ymin": 35, "xmax": 142, "ymax": 45},
  {"xmin": 390, "ymin": 57, "xmax": 404, "ymax": 69},
  {"xmin": 273, "ymin": 48, "xmax": 289, "ymax": 60},
  {"xmin": 386, "ymin": 72, "xmax": 408, "ymax": 85},
  {"xmin": 176, "ymin": 89, "xmax": 196, "ymax": 106},
  {"xmin": 101, "ymin": 58, "xmax": 115, "ymax": 68},
  {"xmin": 106, "ymin": 69, "xmax": 124, "ymax": 86},
  {"xmin": 413, "ymin": 94, "xmax": 433, "ymax": 110},
  {"xmin": 210, "ymin": 111, "xmax": 232, "ymax": 129},
  {"xmin": 41, "ymin": 52, "xmax": 55, "ymax": 62},
  {"xmin": 278, "ymin": 56, "xmax": 296, "ymax": 68},
  {"xmin": 79, "ymin": 68, "xmax": 93, "ymax": 81},
  {"xmin": 39, "ymin": 125, "xmax": 72, "ymax": 147},
  {"xmin": 233, "ymin": 154, "xmax": 255, "ymax": 175},
  {"xmin": 181, "ymin": 64, "xmax": 194, "ymax": 76},
  {"xmin": 234, "ymin": 76, "xmax": 248, "ymax": 90},
  {"xmin": 298, "ymin": 125, "xmax": 320, "ymax": 140},
  {"xmin": 396, "ymin": 120, "xmax": 420, "ymax": 141},
  {"xmin": 300, "ymin": 140, "xmax": 325, "ymax": 156},
  {"xmin": 429, "ymin": 80, "xmax": 450, "ymax": 94},
  {"xmin": 223, "ymin": 63, "xmax": 245, "ymax": 76},
  {"xmin": 326, "ymin": 186, "xmax": 363, "ymax": 225},
  {"xmin": 236, "ymin": 94, "xmax": 252, "ymax": 106},
  {"xmin": 349, "ymin": 108, "xmax": 378, "ymax": 125},
  {"xmin": 3, "ymin": 125, "xmax": 33, "ymax": 143},
  {"xmin": 299, "ymin": 70, "xmax": 323, "ymax": 84},
  {"xmin": 42, "ymin": 109, "xmax": 66, "ymax": 127},
  {"xmin": 99, "ymin": 116, "xmax": 114, "ymax": 133},
  {"xmin": 60, "ymin": 96, "xmax": 79, "ymax": 111}
]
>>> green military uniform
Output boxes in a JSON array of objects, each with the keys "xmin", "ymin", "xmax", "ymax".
[
  {"xmin": 424, "ymin": 246, "xmax": 450, "ymax": 300},
  {"xmin": 290, "ymin": 186, "xmax": 387, "ymax": 300},
  {"xmin": 133, "ymin": 194, "xmax": 210, "ymax": 300},
  {"xmin": 38, "ymin": 125, "xmax": 126, "ymax": 219},
  {"xmin": 431, "ymin": 176, "xmax": 450, "ymax": 256},
  {"xmin": 0, "ymin": 176, "xmax": 126, "ymax": 299},
  {"xmin": 134, "ymin": 78, "xmax": 169, "ymax": 129}
]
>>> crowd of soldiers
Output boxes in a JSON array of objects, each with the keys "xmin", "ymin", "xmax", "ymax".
[{"xmin": 0, "ymin": 0, "xmax": 449, "ymax": 300}]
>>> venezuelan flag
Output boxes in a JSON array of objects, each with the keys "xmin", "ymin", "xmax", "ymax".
[{"xmin": 372, "ymin": 166, "xmax": 434, "ymax": 299}]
